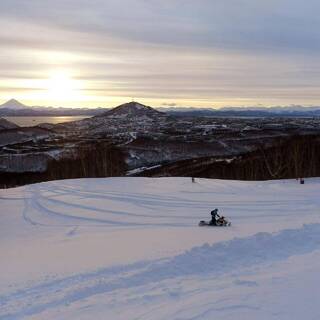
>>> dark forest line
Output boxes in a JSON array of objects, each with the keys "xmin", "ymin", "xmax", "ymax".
[
  {"xmin": 139, "ymin": 135, "xmax": 320, "ymax": 181},
  {"xmin": 1, "ymin": 134, "xmax": 320, "ymax": 188}
]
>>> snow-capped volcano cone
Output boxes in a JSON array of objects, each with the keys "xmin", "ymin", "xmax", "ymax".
[{"xmin": 0, "ymin": 99, "xmax": 28, "ymax": 110}]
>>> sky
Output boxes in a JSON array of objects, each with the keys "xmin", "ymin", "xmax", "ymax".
[{"xmin": 0, "ymin": 0, "xmax": 319, "ymax": 108}]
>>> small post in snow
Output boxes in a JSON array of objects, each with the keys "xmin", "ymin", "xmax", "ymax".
[
  {"xmin": 300, "ymin": 178, "xmax": 305, "ymax": 185},
  {"xmin": 192, "ymin": 177, "xmax": 196, "ymax": 183}
]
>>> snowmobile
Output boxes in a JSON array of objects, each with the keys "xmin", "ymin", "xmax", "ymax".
[{"xmin": 199, "ymin": 216, "xmax": 231, "ymax": 227}]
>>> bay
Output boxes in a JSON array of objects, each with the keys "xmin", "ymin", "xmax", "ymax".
[{"xmin": 4, "ymin": 116, "xmax": 92, "ymax": 127}]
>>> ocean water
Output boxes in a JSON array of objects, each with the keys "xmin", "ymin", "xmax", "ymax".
[{"xmin": 4, "ymin": 116, "xmax": 92, "ymax": 127}]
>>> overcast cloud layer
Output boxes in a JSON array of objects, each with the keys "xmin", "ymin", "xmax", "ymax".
[{"xmin": 0, "ymin": 0, "xmax": 319, "ymax": 107}]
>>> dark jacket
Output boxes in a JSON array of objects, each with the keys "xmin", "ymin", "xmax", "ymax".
[{"xmin": 210, "ymin": 209, "xmax": 220, "ymax": 225}]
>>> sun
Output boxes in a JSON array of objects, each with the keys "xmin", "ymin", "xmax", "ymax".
[{"xmin": 47, "ymin": 70, "xmax": 81, "ymax": 102}]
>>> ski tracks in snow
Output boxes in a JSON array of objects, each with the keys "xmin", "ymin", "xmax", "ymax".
[
  {"xmin": 2, "ymin": 224, "xmax": 320, "ymax": 319},
  {"xmin": 20, "ymin": 178, "xmax": 316, "ymax": 229}
]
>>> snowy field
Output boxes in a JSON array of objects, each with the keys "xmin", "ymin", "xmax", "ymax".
[{"xmin": 1, "ymin": 177, "xmax": 320, "ymax": 320}]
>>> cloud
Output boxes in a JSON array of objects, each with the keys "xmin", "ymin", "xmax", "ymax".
[
  {"xmin": 0, "ymin": 0, "xmax": 319, "ymax": 107},
  {"xmin": 1, "ymin": 0, "xmax": 320, "ymax": 53},
  {"xmin": 162, "ymin": 103, "xmax": 177, "ymax": 107}
]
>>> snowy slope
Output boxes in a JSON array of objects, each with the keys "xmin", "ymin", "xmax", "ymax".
[{"xmin": 1, "ymin": 177, "xmax": 320, "ymax": 319}]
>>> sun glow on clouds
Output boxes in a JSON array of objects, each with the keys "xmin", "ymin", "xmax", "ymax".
[{"xmin": 46, "ymin": 70, "xmax": 84, "ymax": 103}]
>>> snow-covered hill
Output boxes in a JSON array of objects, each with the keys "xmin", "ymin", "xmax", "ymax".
[
  {"xmin": 99, "ymin": 101, "xmax": 165, "ymax": 120},
  {"xmin": 56, "ymin": 101, "xmax": 172, "ymax": 141},
  {"xmin": 1, "ymin": 177, "xmax": 320, "ymax": 319}
]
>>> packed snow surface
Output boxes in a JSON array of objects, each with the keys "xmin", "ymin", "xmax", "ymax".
[{"xmin": 1, "ymin": 177, "xmax": 320, "ymax": 319}]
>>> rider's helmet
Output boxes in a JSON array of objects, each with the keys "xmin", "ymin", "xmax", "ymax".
[{"xmin": 211, "ymin": 208, "xmax": 218, "ymax": 216}]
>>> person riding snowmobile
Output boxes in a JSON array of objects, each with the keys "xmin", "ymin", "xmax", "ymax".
[{"xmin": 210, "ymin": 209, "xmax": 220, "ymax": 225}]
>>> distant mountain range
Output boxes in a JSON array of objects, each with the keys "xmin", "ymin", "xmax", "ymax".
[
  {"xmin": 0, "ymin": 99, "xmax": 108, "ymax": 116},
  {"xmin": 1, "ymin": 99, "xmax": 320, "ymax": 118},
  {"xmin": 162, "ymin": 106, "xmax": 320, "ymax": 117}
]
